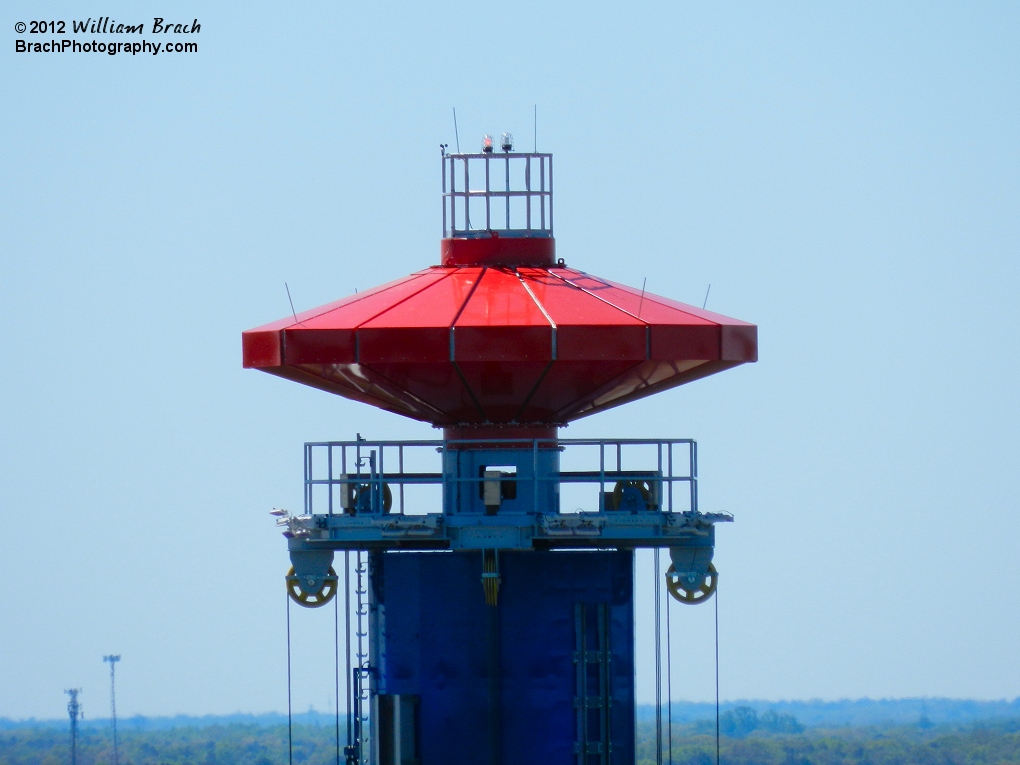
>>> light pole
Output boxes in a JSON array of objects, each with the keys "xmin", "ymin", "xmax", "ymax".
[{"xmin": 103, "ymin": 655, "xmax": 121, "ymax": 765}]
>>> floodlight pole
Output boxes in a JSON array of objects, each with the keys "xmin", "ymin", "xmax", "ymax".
[{"xmin": 103, "ymin": 655, "xmax": 121, "ymax": 765}]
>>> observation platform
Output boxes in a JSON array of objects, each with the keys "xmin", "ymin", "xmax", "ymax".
[{"xmin": 275, "ymin": 436, "xmax": 732, "ymax": 552}]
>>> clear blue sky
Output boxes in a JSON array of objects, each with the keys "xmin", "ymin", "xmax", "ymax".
[{"xmin": 1, "ymin": 0, "xmax": 1017, "ymax": 720}]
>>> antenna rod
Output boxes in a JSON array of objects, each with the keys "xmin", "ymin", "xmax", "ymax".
[
  {"xmin": 452, "ymin": 108, "xmax": 461, "ymax": 153},
  {"xmin": 534, "ymin": 105, "xmax": 537, "ymax": 152},
  {"xmin": 702, "ymin": 284, "xmax": 712, "ymax": 310},
  {"xmin": 638, "ymin": 277, "xmax": 647, "ymax": 317},
  {"xmin": 285, "ymin": 283, "xmax": 299, "ymax": 324},
  {"xmin": 104, "ymin": 655, "xmax": 121, "ymax": 765}
]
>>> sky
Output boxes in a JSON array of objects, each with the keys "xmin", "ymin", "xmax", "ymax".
[{"xmin": 1, "ymin": 0, "xmax": 1018, "ymax": 721}]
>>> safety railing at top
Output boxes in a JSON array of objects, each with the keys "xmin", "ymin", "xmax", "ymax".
[
  {"xmin": 442, "ymin": 151, "xmax": 553, "ymax": 238},
  {"xmin": 303, "ymin": 438, "xmax": 698, "ymax": 516}
]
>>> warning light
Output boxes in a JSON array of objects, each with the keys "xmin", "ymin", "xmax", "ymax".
[
  {"xmin": 481, "ymin": 134, "xmax": 494, "ymax": 153},
  {"xmin": 501, "ymin": 133, "xmax": 514, "ymax": 152}
]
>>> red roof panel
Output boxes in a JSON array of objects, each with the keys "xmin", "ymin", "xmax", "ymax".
[{"xmin": 243, "ymin": 260, "xmax": 757, "ymax": 427}]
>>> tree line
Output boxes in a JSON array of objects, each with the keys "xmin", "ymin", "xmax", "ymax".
[{"xmin": 2, "ymin": 715, "xmax": 1019, "ymax": 765}]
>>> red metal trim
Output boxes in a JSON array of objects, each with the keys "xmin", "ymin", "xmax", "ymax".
[
  {"xmin": 242, "ymin": 329, "xmax": 283, "ymax": 368},
  {"xmin": 441, "ymin": 236, "xmax": 555, "ymax": 267},
  {"xmin": 720, "ymin": 324, "xmax": 758, "ymax": 362},
  {"xmin": 282, "ymin": 329, "xmax": 357, "ymax": 365},
  {"xmin": 442, "ymin": 425, "xmax": 559, "ymax": 445}
]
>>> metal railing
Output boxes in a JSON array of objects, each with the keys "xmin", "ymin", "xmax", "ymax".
[
  {"xmin": 442, "ymin": 152, "xmax": 553, "ymax": 237},
  {"xmin": 303, "ymin": 438, "xmax": 698, "ymax": 516}
]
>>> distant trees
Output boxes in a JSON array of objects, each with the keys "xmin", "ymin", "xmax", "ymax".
[
  {"xmin": 704, "ymin": 706, "xmax": 805, "ymax": 737},
  {"xmin": 640, "ymin": 720, "xmax": 1020, "ymax": 765},
  {"xmin": 1, "ymin": 717, "xmax": 1019, "ymax": 765}
]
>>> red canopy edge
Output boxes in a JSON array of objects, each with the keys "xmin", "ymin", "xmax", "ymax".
[{"xmin": 242, "ymin": 264, "xmax": 757, "ymax": 426}]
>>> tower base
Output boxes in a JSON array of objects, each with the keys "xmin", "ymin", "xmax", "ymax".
[{"xmin": 371, "ymin": 549, "xmax": 635, "ymax": 765}]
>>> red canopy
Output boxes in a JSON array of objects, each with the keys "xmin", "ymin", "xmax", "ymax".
[{"xmin": 243, "ymin": 264, "xmax": 756, "ymax": 427}]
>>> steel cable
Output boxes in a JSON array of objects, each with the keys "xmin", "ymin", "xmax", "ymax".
[
  {"xmin": 340, "ymin": 579, "xmax": 344, "ymax": 765},
  {"xmin": 287, "ymin": 591, "xmax": 293, "ymax": 765},
  {"xmin": 666, "ymin": 583, "xmax": 673, "ymax": 765},
  {"xmin": 654, "ymin": 548, "xmax": 662, "ymax": 765},
  {"xmin": 345, "ymin": 550, "xmax": 352, "ymax": 760},
  {"xmin": 715, "ymin": 585, "xmax": 720, "ymax": 765}
]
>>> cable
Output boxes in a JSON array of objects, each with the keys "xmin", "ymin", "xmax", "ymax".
[
  {"xmin": 714, "ymin": 585, "xmax": 720, "ymax": 765},
  {"xmin": 666, "ymin": 583, "xmax": 673, "ymax": 765},
  {"xmin": 287, "ymin": 590, "xmax": 293, "ymax": 765},
  {"xmin": 654, "ymin": 549, "xmax": 662, "ymax": 765},
  {"xmin": 345, "ymin": 550, "xmax": 352, "ymax": 759},
  {"xmin": 340, "ymin": 579, "xmax": 344, "ymax": 765}
]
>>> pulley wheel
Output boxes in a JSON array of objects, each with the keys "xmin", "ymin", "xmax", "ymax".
[
  {"xmin": 612, "ymin": 480, "xmax": 655, "ymax": 511},
  {"xmin": 286, "ymin": 565, "xmax": 339, "ymax": 608},
  {"xmin": 665, "ymin": 562, "xmax": 717, "ymax": 605},
  {"xmin": 351, "ymin": 483, "xmax": 393, "ymax": 513}
]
